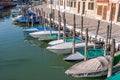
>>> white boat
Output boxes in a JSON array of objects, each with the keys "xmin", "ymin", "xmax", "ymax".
[
  {"xmin": 29, "ymin": 31, "xmax": 63, "ymax": 39},
  {"xmin": 11, "ymin": 8, "xmax": 21, "ymax": 15},
  {"xmin": 48, "ymin": 39, "xmax": 64, "ymax": 46},
  {"xmin": 12, "ymin": 15, "xmax": 22, "ymax": 21},
  {"xmin": 48, "ymin": 37, "xmax": 81, "ymax": 46},
  {"xmin": 23, "ymin": 27, "xmax": 55, "ymax": 33},
  {"xmin": 46, "ymin": 42, "xmax": 98, "ymax": 54},
  {"xmin": 64, "ymin": 48, "xmax": 105, "ymax": 61},
  {"xmin": 64, "ymin": 53, "xmax": 84, "ymax": 61}
]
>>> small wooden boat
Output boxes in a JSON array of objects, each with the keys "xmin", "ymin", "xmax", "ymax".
[
  {"xmin": 46, "ymin": 42, "xmax": 98, "ymax": 54},
  {"xmin": 65, "ymin": 52, "xmax": 120, "ymax": 77}
]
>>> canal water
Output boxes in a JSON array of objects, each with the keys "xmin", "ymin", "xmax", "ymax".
[{"xmin": 0, "ymin": 8, "xmax": 105, "ymax": 80}]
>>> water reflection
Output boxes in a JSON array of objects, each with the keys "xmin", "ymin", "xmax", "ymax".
[
  {"xmin": 23, "ymin": 32, "xmax": 48, "ymax": 48},
  {"xmin": 0, "ymin": 8, "xmax": 11, "ymax": 21}
]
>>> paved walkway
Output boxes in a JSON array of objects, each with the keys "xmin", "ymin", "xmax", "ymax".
[{"xmin": 33, "ymin": 4, "xmax": 120, "ymax": 47}]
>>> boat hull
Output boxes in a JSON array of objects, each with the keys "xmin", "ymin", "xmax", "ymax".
[
  {"xmin": 29, "ymin": 31, "xmax": 63, "ymax": 39},
  {"xmin": 48, "ymin": 39, "xmax": 64, "ymax": 46},
  {"xmin": 47, "ymin": 42, "xmax": 97, "ymax": 54}
]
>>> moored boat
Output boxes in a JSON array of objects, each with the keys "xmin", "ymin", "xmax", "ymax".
[
  {"xmin": 65, "ymin": 51, "xmax": 120, "ymax": 77},
  {"xmin": 29, "ymin": 30, "xmax": 63, "ymax": 39},
  {"xmin": 47, "ymin": 42, "xmax": 98, "ymax": 54},
  {"xmin": 64, "ymin": 48, "xmax": 109, "ymax": 61},
  {"xmin": 48, "ymin": 36, "xmax": 81, "ymax": 46},
  {"xmin": 23, "ymin": 26, "xmax": 56, "ymax": 33},
  {"xmin": 12, "ymin": 15, "xmax": 22, "ymax": 21}
]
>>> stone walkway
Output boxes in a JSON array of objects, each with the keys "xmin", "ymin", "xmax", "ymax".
[{"xmin": 33, "ymin": 4, "xmax": 120, "ymax": 45}]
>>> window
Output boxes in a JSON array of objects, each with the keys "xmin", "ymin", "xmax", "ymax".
[
  {"xmin": 74, "ymin": 2, "xmax": 76, "ymax": 8},
  {"xmin": 60, "ymin": 0, "xmax": 63, "ymax": 5},
  {"xmin": 88, "ymin": 2, "xmax": 94, "ymax": 10},
  {"xmin": 97, "ymin": 5, "xmax": 103, "ymax": 15},
  {"xmin": 70, "ymin": 2, "xmax": 73, "ymax": 7},
  {"xmin": 67, "ymin": 0, "xmax": 70, "ymax": 6}
]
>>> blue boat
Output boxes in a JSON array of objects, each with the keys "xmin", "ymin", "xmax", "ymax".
[
  {"xmin": 18, "ymin": 16, "xmax": 39, "ymax": 23},
  {"xmin": 17, "ymin": 11, "xmax": 40, "ymax": 23},
  {"xmin": 0, "ymin": 6, "xmax": 4, "ymax": 10},
  {"xmin": 23, "ymin": 26, "xmax": 56, "ymax": 33}
]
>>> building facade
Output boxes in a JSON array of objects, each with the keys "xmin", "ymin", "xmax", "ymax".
[{"xmin": 48, "ymin": 0, "xmax": 120, "ymax": 25}]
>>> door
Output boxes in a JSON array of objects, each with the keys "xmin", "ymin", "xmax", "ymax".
[
  {"xmin": 110, "ymin": 3, "xmax": 116, "ymax": 21},
  {"xmin": 78, "ymin": 2, "xmax": 80, "ymax": 13},
  {"xmin": 82, "ymin": 2, "xmax": 85, "ymax": 14},
  {"xmin": 102, "ymin": 6, "xmax": 107, "ymax": 20},
  {"xmin": 117, "ymin": 4, "xmax": 120, "ymax": 22}
]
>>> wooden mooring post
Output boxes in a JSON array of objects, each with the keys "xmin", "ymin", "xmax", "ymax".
[
  {"xmin": 94, "ymin": 20, "xmax": 100, "ymax": 48},
  {"xmin": 107, "ymin": 39, "xmax": 115, "ymax": 77},
  {"xmin": 38, "ymin": 9, "xmax": 41, "ymax": 25},
  {"xmin": 43, "ymin": 12, "xmax": 46, "ymax": 31},
  {"xmin": 104, "ymin": 25, "xmax": 110, "ymax": 56},
  {"xmin": 52, "ymin": 9, "xmax": 55, "ymax": 27},
  {"xmin": 49, "ymin": 13, "xmax": 52, "ymax": 35},
  {"xmin": 31, "ymin": 15, "xmax": 34, "ymax": 27},
  {"xmin": 58, "ymin": 10, "xmax": 61, "ymax": 40},
  {"xmin": 72, "ymin": 14, "xmax": 76, "ymax": 54},
  {"xmin": 63, "ymin": 12, "xmax": 66, "ymax": 42},
  {"xmin": 80, "ymin": 15, "xmax": 83, "ymax": 40},
  {"xmin": 84, "ymin": 28, "xmax": 88, "ymax": 61}
]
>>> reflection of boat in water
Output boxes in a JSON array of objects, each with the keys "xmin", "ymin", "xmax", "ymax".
[
  {"xmin": 24, "ymin": 32, "xmax": 48, "ymax": 48},
  {"xmin": 0, "ymin": 8, "xmax": 11, "ymax": 20}
]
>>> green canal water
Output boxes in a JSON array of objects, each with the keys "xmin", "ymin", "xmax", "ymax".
[{"xmin": 0, "ymin": 8, "xmax": 105, "ymax": 80}]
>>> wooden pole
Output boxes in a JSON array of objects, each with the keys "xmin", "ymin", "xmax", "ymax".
[
  {"xmin": 107, "ymin": 39, "xmax": 115, "ymax": 77},
  {"xmin": 104, "ymin": 25, "xmax": 109, "ymax": 56},
  {"xmin": 58, "ymin": 0, "xmax": 61, "ymax": 40},
  {"xmin": 84, "ymin": 28, "xmax": 88, "ymax": 61},
  {"xmin": 80, "ymin": 15, "xmax": 83, "ymax": 40},
  {"xmin": 50, "ymin": 0, "xmax": 53, "ymax": 35},
  {"xmin": 43, "ymin": 12, "xmax": 46, "ymax": 31},
  {"xmin": 72, "ymin": 14, "xmax": 76, "ymax": 54},
  {"xmin": 31, "ymin": 15, "xmax": 34, "ymax": 27},
  {"xmin": 108, "ymin": 3, "xmax": 113, "ymax": 50},
  {"xmin": 109, "ymin": 3, "xmax": 113, "ymax": 41},
  {"xmin": 50, "ymin": 13, "xmax": 52, "ymax": 35},
  {"xmin": 52, "ymin": 9, "xmax": 55, "ymax": 27},
  {"xmin": 63, "ymin": 12, "xmax": 66, "ymax": 42},
  {"xmin": 58, "ymin": 11, "xmax": 61, "ymax": 40},
  {"xmin": 38, "ymin": 9, "xmax": 41, "ymax": 25},
  {"xmin": 95, "ymin": 20, "xmax": 100, "ymax": 43}
]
